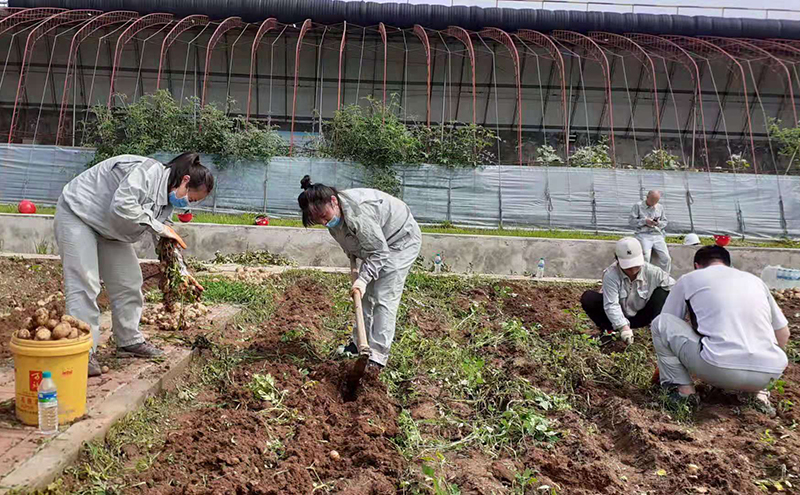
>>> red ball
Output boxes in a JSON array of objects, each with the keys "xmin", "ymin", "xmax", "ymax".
[
  {"xmin": 177, "ymin": 212, "xmax": 193, "ymax": 223},
  {"xmin": 18, "ymin": 200, "xmax": 36, "ymax": 214}
]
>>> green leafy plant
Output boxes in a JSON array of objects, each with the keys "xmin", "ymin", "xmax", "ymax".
[
  {"xmin": 534, "ymin": 144, "xmax": 564, "ymax": 166},
  {"xmin": 725, "ymin": 153, "xmax": 751, "ymax": 170},
  {"xmin": 82, "ymin": 90, "xmax": 286, "ymax": 169},
  {"xmin": 411, "ymin": 122, "xmax": 497, "ymax": 168},
  {"xmin": 768, "ymin": 118, "xmax": 800, "ymax": 160},
  {"xmin": 211, "ymin": 249, "xmax": 297, "ymax": 267},
  {"xmin": 321, "ymin": 97, "xmax": 418, "ymax": 195},
  {"xmin": 642, "ymin": 148, "xmax": 684, "ymax": 170},
  {"xmin": 247, "ymin": 373, "xmax": 286, "ymax": 406},
  {"xmin": 569, "ymin": 139, "xmax": 612, "ymax": 168}
]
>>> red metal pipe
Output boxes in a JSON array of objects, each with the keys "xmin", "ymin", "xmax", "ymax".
[
  {"xmin": 200, "ymin": 16, "xmax": 245, "ymax": 109},
  {"xmin": 9, "ymin": 9, "xmax": 99, "ymax": 143},
  {"xmin": 412, "ymin": 24, "xmax": 431, "ymax": 128},
  {"xmin": 246, "ymin": 17, "xmax": 277, "ymax": 122},
  {"xmin": 56, "ymin": 11, "xmax": 138, "ymax": 145},
  {"xmin": 289, "ymin": 19, "xmax": 312, "ymax": 155},
  {"xmin": 444, "ymin": 26, "xmax": 476, "ymax": 125},
  {"xmin": 337, "ymin": 21, "xmax": 346, "ymax": 111},
  {"xmin": 156, "ymin": 15, "xmax": 209, "ymax": 90},
  {"xmin": 479, "ymin": 27, "xmax": 522, "ymax": 165}
]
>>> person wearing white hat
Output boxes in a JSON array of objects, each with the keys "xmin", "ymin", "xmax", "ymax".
[
  {"xmin": 650, "ymin": 246, "xmax": 789, "ymax": 415},
  {"xmin": 683, "ymin": 233, "xmax": 701, "ymax": 246},
  {"xmin": 581, "ymin": 237, "xmax": 674, "ymax": 345},
  {"xmin": 630, "ymin": 190, "xmax": 672, "ymax": 273}
]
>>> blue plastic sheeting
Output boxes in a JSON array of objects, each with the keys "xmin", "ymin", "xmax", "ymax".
[{"xmin": 1, "ymin": 144, "xmax": 798, "ymax": 238}]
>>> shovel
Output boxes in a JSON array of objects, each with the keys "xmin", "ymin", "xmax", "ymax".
[{"xmin": 343, "ymin": 259, "xmax": 371, "ymax": 398}]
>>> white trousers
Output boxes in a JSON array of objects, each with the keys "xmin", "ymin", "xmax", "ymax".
[
  {"xmin": 635, "ymin": 233, "xmax": 672, "ymax": 273},
  {"xmin": 354, "ymin": 224, "xmax": 422, "ymax": 366},
  {"xmin": 54, "ymin": 198, "xmax": 145, "ymax": 353},
  {"xmin": 651, "ymin": 313, "xmax": 781, "ymax": 392}
]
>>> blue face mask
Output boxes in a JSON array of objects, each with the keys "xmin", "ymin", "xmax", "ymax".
[
  {"xmin": 326, "ymin": 215, "xmax": 341, "ymax": 229},
  {"xmin": 168, "ymin": 191, "xmax": 189, "ymax": 208}
]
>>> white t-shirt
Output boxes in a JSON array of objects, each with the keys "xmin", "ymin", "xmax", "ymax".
[{"xmin": 662, "ymin": 264, "xmax": 789, "ymax": 374}]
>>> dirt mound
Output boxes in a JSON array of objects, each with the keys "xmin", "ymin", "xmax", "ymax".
[
  {"xmin": 500, "ymin": 282, "xmax": 588, "ymax": 335},
  {"xmin": 137, "ymin": 360, "xmax": 402, "ymax": 494}
]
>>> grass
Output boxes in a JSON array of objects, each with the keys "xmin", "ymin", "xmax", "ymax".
[{"xmin": 3, "ymin": 203, "xmax": 797, "ymax": 249}]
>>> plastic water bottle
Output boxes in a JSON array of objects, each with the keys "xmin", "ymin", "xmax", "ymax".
[
  {"xmin": 761, "ymin": 265, "xmax": 800, "ymax": 290},
  {"xmin": 536, "ymin": 258, "xmax": 546, "ymax": 278},
  {"xmin": 433, "ymin": 254, "xmax": 443, "ymax": 274},
  {"xmin": 38, "ymin": 371, "xmax": 58, "ymax": 435}
]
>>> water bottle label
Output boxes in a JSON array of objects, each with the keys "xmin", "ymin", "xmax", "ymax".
[
  {"xmin": 777, "ymin": 270, "xmax": 800, "ymax": 281},
  {"xmin": 38, "ymin": 391, "xmax": 57, "ymax": 403}
]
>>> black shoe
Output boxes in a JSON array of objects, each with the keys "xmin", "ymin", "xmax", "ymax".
[
  {"xmin": 366, "ymin": 360, "xmax": 384, "ymax": 372},
  {"xmin": 117, "ymin": 341, "xmax": 164, "ymax": 358},
  {"xmin": 661, "ymin": 384, "xmax": 700, "ymax": 410},
  {"xmin": 337, "ymin": 340, "xmax": 358, "ymax": 356},
  {"xmin": 88, "ymin": 353, "xmax": 102, "ymax": 377}
]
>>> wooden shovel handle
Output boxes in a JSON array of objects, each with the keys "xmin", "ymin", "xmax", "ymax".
[{"xmin": 351, "ymin": 258, "xmax": 370, "ymax": 357}]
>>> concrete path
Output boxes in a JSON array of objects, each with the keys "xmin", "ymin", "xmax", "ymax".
[{"xmin": 0, "ymin": 304, "xmax": 239, "ymax": 493}]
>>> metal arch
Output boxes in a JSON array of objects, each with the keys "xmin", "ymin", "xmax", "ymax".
[
  {"xmin": 703, "ymin": 37, "xmax": 797, "ymax": 125},
  {"xmin": 9, "ymin": 9, "xmax": 99, "ymax": 144},
  {"xmin": 444, "ymin": 26, "xmax": 476, "ymax": 125},
  {"xmin": 589, "ymin": 31, "xmax": 662, "ymax": 150},
  {"xmin": 200, "ymin": 16, "xmax": 244, "ymax": 109},
  {"xmin": 107, "ymin": 13, "xmax": 173, "ymax": 108},
  {"xmin": 289, "ymin": 19, "xmax": 312, "ymax": 155},
  {"xmin": 479, "ymin": 27, "xmax": 522, "ymax": 165},
  {"xmin": 0, "ymin": 7, "xmax": 65, "ymax": 37},
  {"xmin": 56, "ymin": 10, "xmax": 138, "ymax": 145},
  {"xmin": 626, "ymin": 34, "xmax": 711, "ymax": 170},
  {"xmin": 517, "ymin": 29, "xmax": 569, "ymax": 159},
  {"xmin": 664, "ymin": 35, "xmax": 758, "ymax": 174},
  {"xmin": 412, "ymin": 24, "xmax": 431, "ymax": 128},
  {"xmin": 245, "ymin": 17, "xmax": 277, "ymax": 122},
  {"xmin": 156, "ymin": 15, "xmax": 209, "ymax": 90},
  {"xmin": 379, "ymin": 22, "xmax": 388, "ymax": 110},
  {"xmin": 552, "ymin": 30, "xmax": 616, "ymax": 166},
  {"xmin": 337, "ymin": 21, "xmax": 346, "ymax": 111}
]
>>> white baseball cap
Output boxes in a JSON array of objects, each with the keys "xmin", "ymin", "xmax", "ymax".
[
  {"xmin": 615, "ymin": 237, "xmax": 645, "ymax": 269},
  {"xmin": 684, "ymin": 233, "xmax": 701, "ymax": 246}
]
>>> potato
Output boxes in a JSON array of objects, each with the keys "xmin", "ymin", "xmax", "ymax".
[
  {"xmin": 46, "ymin": 319, "xmax": 59, "ymax": 330},
  {"xmin": 35, "ymin": 327, "xmax": 52, "ymax": 341},
  {"xmin": 52, "ymin": 322, "xmax": 72, "ymax": 340},
  {"xmin": 61, "ymin": 315, "xmax": 78, "ymax": 326},
  {"xmin": 34, "ymin": 308, "xmax": 49, "ymax": 327},
  {"xmin": 68, "ymin": 328, "xmax": 78, "ymax": 339},
  {"xmin": 77, "ymin": 320, "xmax": 90, "ymax": 332},
  {"xmin": 23, "ymin": 317, "xmax": 35, "ymax": 330},
  {"xmin": 16, "ymin": 328, "xmax": 31, "ymax": 339},
  {"xmin": 49, "ymin": 309, "xmax": 58, "ymax": 320}
]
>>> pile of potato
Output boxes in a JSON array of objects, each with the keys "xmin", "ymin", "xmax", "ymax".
[
  {"xmin": 141, "ymin": 302, "xmax": 210, "ymax": 331},
  {"xmin": 14, "ymin": 308, "xmax": 91, "ymax": 341},
  {"xmin": 773, "ymin": 288, "xmax": 800, "ymax": 301}
]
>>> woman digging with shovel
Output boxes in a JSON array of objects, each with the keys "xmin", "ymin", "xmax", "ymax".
[{"xmin": 297, "ymin": 176, "xmax": 422, "ymax": 374}]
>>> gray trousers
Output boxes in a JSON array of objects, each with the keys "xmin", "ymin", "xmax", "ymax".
[
  {"xmin": 651, "ymin": 313, "xmax": 781, "ymax": 392},
  {"xmin": 355, "ymin": 225, "xmax": 422, "ymax": 366},
  {"xmin": 635, "ymin": 233, "xmax": 671, "ymax": 273},
  {"xmin": 54, "ymin": 198, "xmax": 145, "ymax": 353}
]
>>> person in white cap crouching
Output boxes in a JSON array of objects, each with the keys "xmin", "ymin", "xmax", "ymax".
[
  {"xmin": 650, "ymin": 246, "xmax": 789, "ymax": 415},
  {"xmin": 581, "ymin": 237, "xmax": 674, "ymax": 345}
]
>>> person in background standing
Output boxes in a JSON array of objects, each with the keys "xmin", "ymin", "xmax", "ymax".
[{"xmin": 630, "ymin": 190, "xmax": 671, "ymax": 273}]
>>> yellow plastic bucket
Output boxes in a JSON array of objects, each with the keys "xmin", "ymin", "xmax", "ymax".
[{"xmin": 10, "ymin": 333, "xmax": 92, "ymax": 426}]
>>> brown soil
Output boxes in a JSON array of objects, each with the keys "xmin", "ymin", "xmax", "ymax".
[
  {"xmin": 127, "ymin": 276, "xmax": 403, "ymax": 494},
  {"xmin": 0, "ymin": 258, "xmax": 161, "ymax": 359}
]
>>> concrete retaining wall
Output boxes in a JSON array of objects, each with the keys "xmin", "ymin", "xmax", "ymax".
[{"xmin": 1, "ymin": 213, "xmax": 799, "ymax": 279}]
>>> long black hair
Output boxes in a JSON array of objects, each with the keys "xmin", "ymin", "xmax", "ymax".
[
  {"xmin": 165, "ymin": 152, "xmax": 214, "ymax": 193},
  {"xmin": 297, "ymin": 175, "xmax": 340, "ymax": 227}
]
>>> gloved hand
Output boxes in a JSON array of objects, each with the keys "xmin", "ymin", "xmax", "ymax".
[
  {"xmin": 620, "ymin": 326, "xmax": 634, "ymax": 345},
  {"xmin": 351, "ymin": 278, "xmax": 367, "ymax": 299},
  {"xmin": 163, "ymin": 225, "xmax": 188, "ymax": 250}
]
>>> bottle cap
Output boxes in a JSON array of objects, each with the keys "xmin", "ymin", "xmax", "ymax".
[{"xmin": 42, "ymin": 371, "xmax": 51, "ymax": 379}]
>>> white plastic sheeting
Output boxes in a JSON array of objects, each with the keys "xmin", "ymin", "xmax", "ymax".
[{"xmin": 0, "ymin": 145, "xmax": 798, "ymax": 238}]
